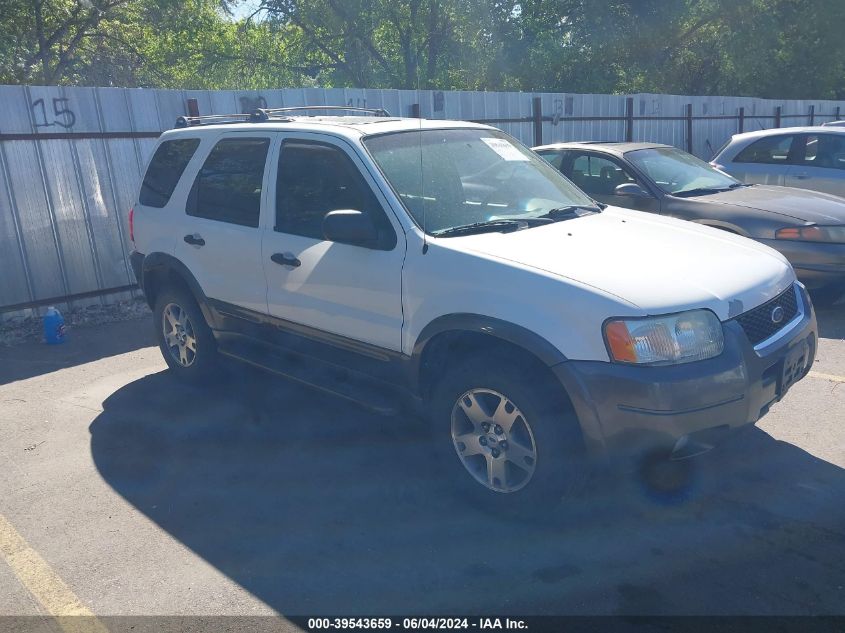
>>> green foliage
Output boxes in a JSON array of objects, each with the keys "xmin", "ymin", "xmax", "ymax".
[{"xmin": 0, "ymin": 0, "xmax": 843, "ymax": 98}]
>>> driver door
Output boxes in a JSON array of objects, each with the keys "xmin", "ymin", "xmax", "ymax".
[
  {"xmin": 261, "ymin": 134, "xmax": 406, "ymax": 352},
  {"xmin": 563, "ymin": 152, "xmax": 659, "ymax": 213}
]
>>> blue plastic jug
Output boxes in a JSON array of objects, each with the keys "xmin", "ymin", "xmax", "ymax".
[{"xmin": 43, "ymin": 306, "xmax": 66, "ymax": 345}]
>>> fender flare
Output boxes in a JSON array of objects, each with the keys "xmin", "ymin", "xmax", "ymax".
[
  {"xmin": 141, "ymin": 253, "xmax": 215, "ymax": 325},
  {"xmin": 410, "ymin": 313, "xmax": 568, "ymax": 386}
]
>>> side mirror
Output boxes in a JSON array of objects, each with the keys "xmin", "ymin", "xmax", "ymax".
[
  {"xmin": 322, "ymin": 210, "xmax": 379, "ymax": 247},
  {"xmin": 614, "ymin": 183, "xmax": 651, "ymax": 198}
]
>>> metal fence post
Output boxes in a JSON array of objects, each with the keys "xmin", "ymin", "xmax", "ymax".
[
  {"xmin": 410, "ymin": 103, "xmax": 421, "ymax": 118},
  {"xmin": 774, "ymin": 106, "xmax": 782, "ymax": 128},
  {"xmin": 809, "ymin": 104, "xmax": 815, "ymax": 126},
  {"xmin": 625, "ymin": 97, "xmax": 634, "ymax": 142},
  {"xmin": 532, "ymin": 97, "xmax": 543, "ymax": 146},
  {"xmin": 685, "ymin": 103, "xmax": 693, "ymax": 153},
  {"xmin": 738, "ymin": 107, "xmax": 745, "ymax": 133},
  {"xmin": 837, "ymin": 106, "xmax": 842, "ymax": 121}
]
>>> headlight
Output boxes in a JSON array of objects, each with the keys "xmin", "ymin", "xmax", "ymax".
[
  {"xmin": 775, "ymin": 225, "xmax": 845, "ymax": 244},
  {"xmin": 603, "ymin": 309, "xmax": 724, "ymax": 365}
]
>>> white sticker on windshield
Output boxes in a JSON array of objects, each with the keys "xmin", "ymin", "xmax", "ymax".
[{"xmin": 481, "ymin": 137, "xmax": 530, "ymax": 161}]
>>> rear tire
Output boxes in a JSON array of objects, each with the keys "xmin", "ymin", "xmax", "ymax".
[
  {"xmin": 429, "ymin": 352, "xmax": 588, "ymax": 513},
  {"xmin": 153, "ymin": 286, "xmax": 220, "ymax": 384}
]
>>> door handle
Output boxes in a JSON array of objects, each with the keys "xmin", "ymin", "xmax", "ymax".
[
  {"xmin": 271, "ymin": 252, "xmax": 301, "ymax": 268},
  {"xmin": 183, "ymin": 233, "xmax": 205, "ymax": 246}
]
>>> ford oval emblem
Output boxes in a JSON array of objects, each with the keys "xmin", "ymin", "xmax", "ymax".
[{"xmin": 771, "ymin": 305, "xmax": 785, "ymax": 324}]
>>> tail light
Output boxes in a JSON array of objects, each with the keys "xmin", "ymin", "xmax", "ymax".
[{"xmin": 129, "ymin": 207, "xmax": 135, "ymax": 244}]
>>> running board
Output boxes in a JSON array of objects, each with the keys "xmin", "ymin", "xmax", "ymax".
[{"xmin": 217, "ymin": 337, "xmax": 404, "ymax": 416}]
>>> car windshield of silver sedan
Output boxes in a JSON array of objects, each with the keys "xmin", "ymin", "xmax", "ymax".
[
  {"xmin": 364, "ymin": 129, "xmax": 598, "ymax": 235},
  {"xmin": 627, "ymin": 147, "xmax": 745, "ymax": 196}
]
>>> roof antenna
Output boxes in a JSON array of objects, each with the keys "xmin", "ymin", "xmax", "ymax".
[{"xmin": 418, "ymin": 65, "xmax": 428, "ymax": 255}]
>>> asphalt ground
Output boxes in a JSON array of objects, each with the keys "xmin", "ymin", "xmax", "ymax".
[{"xmin": 0, "ymin": 306, "xmax": 843, "ymax": 628}]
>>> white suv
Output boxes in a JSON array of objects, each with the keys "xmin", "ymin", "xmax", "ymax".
[{"xmin": 130, "ymin": 107, "xmax": 817, "ymax": 504}]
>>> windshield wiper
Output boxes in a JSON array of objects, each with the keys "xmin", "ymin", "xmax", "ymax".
[
  {"xmin": 672, "ymin": 187, "xmax": 732, "ymax": 197},
  {"xmin": 432, "ymin": 219, "xmax": 527, "ymax": 237},
  {"xmin": 539, "ymin": 204, "xmax": 603, "ymax": 220}
]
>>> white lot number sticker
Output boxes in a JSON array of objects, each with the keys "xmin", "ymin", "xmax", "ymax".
[{"xmin": 481, "ymin": 137, "xmax": 530, "ymax": 161}]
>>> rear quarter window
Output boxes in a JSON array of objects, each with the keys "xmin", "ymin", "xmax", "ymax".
[{"xmin": 139, "ymin": 138, "xmax": 200, "ymax": 208}]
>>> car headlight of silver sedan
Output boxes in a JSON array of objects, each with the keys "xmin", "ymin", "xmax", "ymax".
[
  {"xmin": 775, "ymin": 225, "xmax": 845, "ymax": 244},
  {"xmin": 603, "ymin": 309, "xmax": 724, "ymax": 365}
]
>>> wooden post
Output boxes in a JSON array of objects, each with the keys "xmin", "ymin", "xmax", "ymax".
[
  {"xmin": 809, "ymin": 104, "xmax": 815, "ymax": 126},
  {"xmin": 738, "ymin": 107, "xmax": 745, "ymax": 133},
  {"xmin": 532, "ymin": 96, "xmax": 543, "ymax": 146},
  {"xmin": 186, "ymin": 98, "xmax": 200, "ymax": 118},
  {"xmin": 410, "ymin": 103, "xmax": 421, "ymax": 118},
  {"xmin": 625, "ymin": 97, "xmax": 634, "ymax": 142},
  {"xmin": 774, "ymin": 106, "xmax": 782, "ymax": 128},
  {"xmin": 685, "ymin": 103, "xmax": 693, "ymax": 153},
  {"xmin": 836, "ymin": 106, "xmax": 841, "ymax": 121}
]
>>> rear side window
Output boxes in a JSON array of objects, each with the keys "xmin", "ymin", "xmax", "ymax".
[
  {"xmin": 734, "ymin": 135, "xmax": 796, "ymax": 164},
  {"xmin": 536, "ymin": 151, "xmax": 564, "ymax": 170},
  {"xmin": 139, "ymin": 138, "xmax": 200, "ymax": 207},
  {"xmin": 187, "ymin": 137, "xmax": 270, "ymax": 228}
]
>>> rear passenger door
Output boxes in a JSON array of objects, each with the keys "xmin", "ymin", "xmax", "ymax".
[
  {"xmin": 175, "ymin": 132, "xmax": 275, "ymax": 314},
  {"xmin": 262, "ymin": 134, "xmax": 405, "ymax": 352}
]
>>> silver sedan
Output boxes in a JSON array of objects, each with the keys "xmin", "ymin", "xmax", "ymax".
[{"xmin": 712, "ymin": 127, "xmax": 845, "ymax": 198}]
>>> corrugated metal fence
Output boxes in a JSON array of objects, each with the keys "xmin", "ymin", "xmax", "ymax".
[{"xmin": 2, "ymin": 85, "xmax": 844, "ymax": 317}]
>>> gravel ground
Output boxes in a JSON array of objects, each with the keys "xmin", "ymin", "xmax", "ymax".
[{"xmin": 0, "ymin": 297, "xmax": 151, "ymax": 347}]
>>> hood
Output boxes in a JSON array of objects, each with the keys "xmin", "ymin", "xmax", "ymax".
[
  {"xmin": 691, "ymin": 185, "xmax": 845, "ymax": 224},
  {"xmin": 441, "ymin": 207, "xmax": 795, "ymax": 321}
]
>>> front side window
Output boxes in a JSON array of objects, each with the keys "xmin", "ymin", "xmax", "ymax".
[
  {"xmin": 275, "ymin": 140, "xmax": 395, "ymax": 248},
  {"xmin": 140, "ymin": 138, "xmax": 200, "ymax": 208},
  {"xmin": 734, "ymin": 135, "xmax": 796, "ymax": 164},
  {"xmin": 799, "ymin": 134, "xmax": 845, "ymax": 170},
  {"xmin": 187, "ymin": 137, "xmax": 270, "ymax": 227},
  {"xmin": 626, "ymin": 147, "xmax": 740, "ymax": 195},
  {"xmin": 364, "ymin": 129, "xmax": 595, "ymax": 234},
  {"xmin": 568, "ymin": 153, "xmax": 637, "ymax": 196}
]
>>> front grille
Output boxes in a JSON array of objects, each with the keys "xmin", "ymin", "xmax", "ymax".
[{"xmin": 735, "ymin": 285, "xmax": 798, "ymax": 346}]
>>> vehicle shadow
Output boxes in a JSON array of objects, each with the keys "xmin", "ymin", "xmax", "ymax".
[
  {"xmin": 816, "ymin": 304, "xmax": 845, "ymax": 340},
  {"xmin": 89, "ymin": 368, "xmax": 845, "ymax": 615}
]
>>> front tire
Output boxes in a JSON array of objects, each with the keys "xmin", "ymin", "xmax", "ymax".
[
  {"xmin": 154, "ymin": 286, "xmax": 219, "ymax": 384},
  {"xmin": 809, "ymin": 285, "xmax": 843, "ymax": 308},
  {"xmin": 430, "ymin": 353, "xmax": 587, "ymax": 510}
]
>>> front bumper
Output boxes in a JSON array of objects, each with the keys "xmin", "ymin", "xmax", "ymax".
[
  {"xmin": 760, "ymin": 238, "xmax": 845, "ymax": 289},
  {"xmin": 553, "ymin": 284, "xmax": 817, "ymax": 460}
]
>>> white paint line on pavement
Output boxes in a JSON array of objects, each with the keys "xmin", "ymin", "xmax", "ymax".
[
  {"xmin": 808, "ymin": 371, "xmax": 845, "ymax": 384},
  {"xmin": 0, "ymin": 513, "xmax": 108, "ymax": 633}
]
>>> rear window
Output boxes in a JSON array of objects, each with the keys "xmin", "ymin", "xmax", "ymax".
[{"xmin": 139, "ymin": 138, "xmax": 200, "ymax": 208}]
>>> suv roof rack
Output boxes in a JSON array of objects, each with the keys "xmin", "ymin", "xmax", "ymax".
[
  {"xmin": 254, "ymin": 105, "xmax": 392, "ymax": 118},
  {"xmin": 174, "ymin": 105, "xmax": 392, "ymax": 129}
]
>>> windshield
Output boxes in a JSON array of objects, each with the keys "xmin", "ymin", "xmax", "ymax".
[
  {"xmin": 364, "ymin": 129, "xmax": 596, "ymax": 234},
  {"xmin": 626, "ymin": 147, "xmax": 740, "ymax": 195}
]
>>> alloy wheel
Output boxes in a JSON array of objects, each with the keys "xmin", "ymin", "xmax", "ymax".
[
  {"xmin": 450, "ymin": 388, "xmax": 538, "ymax": 493},
  {"xmin": 162, "ymin": 302, "xmax": 197, "ymax": 367}
]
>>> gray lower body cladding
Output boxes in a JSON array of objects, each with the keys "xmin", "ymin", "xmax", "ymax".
[{"xmin": 553, "ymin": 288, "xmax": 818, "ymax": 459}]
